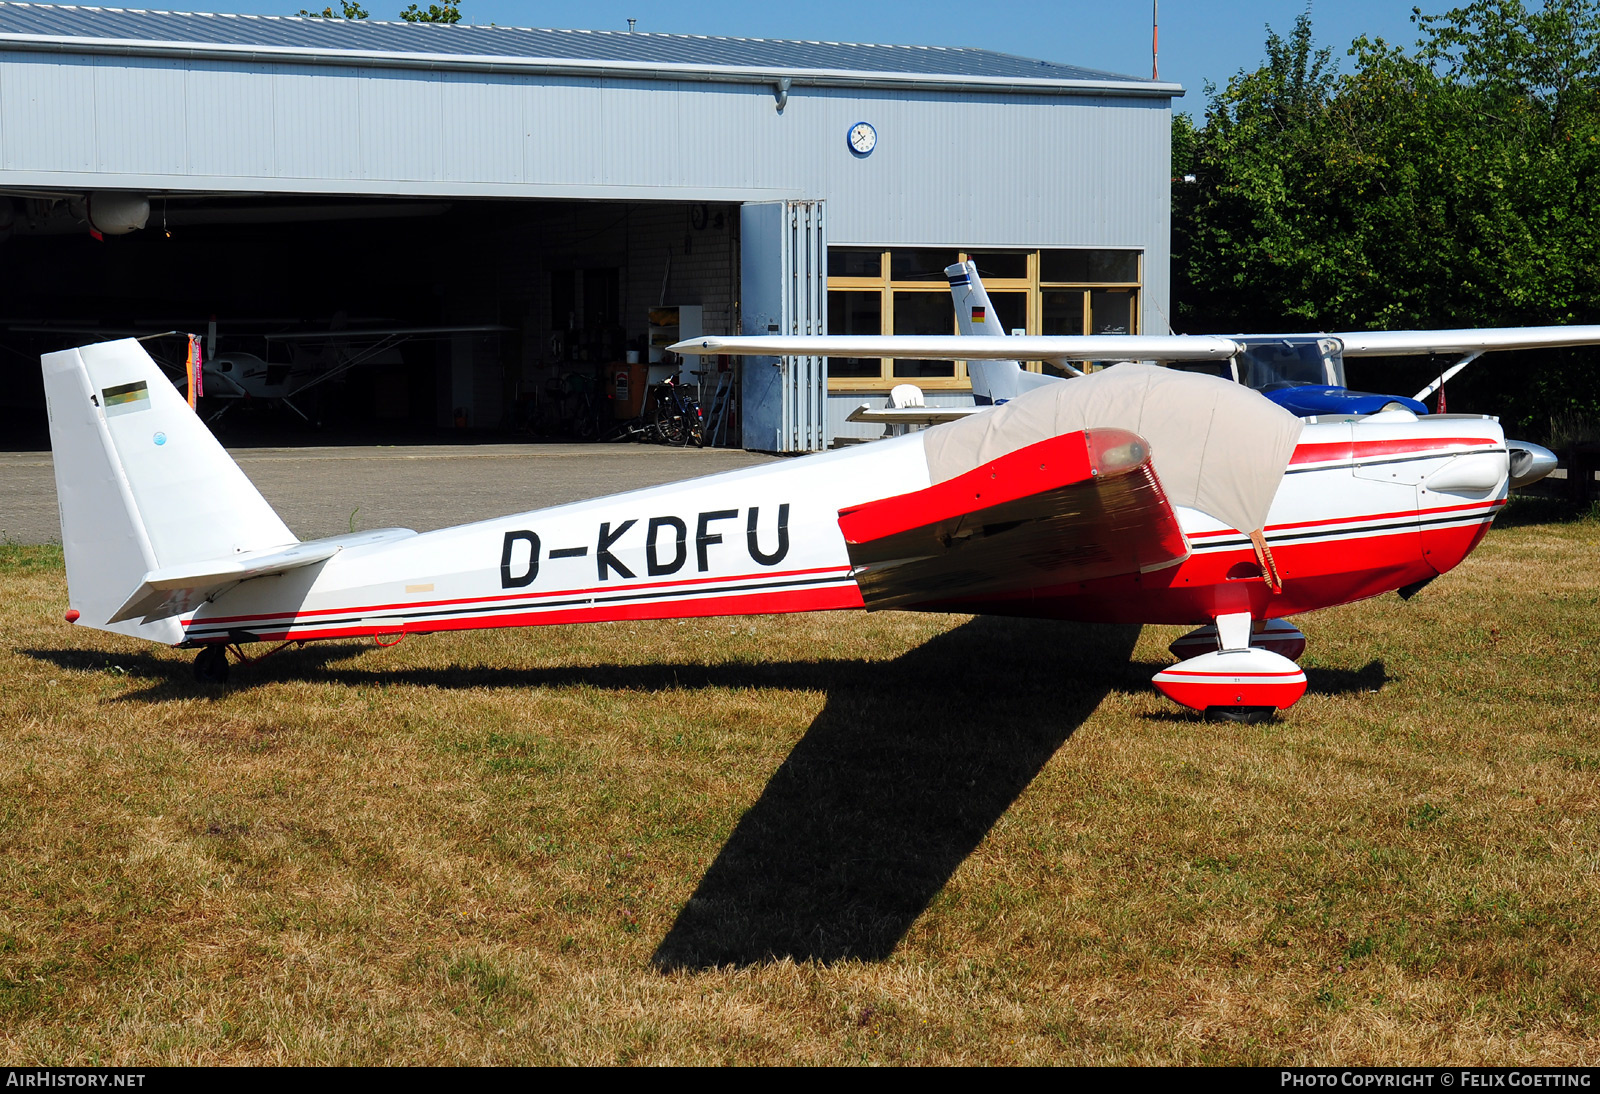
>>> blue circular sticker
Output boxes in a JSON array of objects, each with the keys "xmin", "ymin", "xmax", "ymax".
[{"xmin": 153, "ymin": 432, "xmax": 167, "ymax": 446}]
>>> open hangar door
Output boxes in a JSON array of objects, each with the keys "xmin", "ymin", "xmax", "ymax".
[{"xmin": 0, "ymin": 193, "xmax": 742, "ymax": 448}]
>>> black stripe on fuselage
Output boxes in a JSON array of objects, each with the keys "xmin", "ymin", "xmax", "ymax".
[
  {"xmin": 182, "ymin": 572, "xmax": 857, "ymax": 640},
  {"xmin": 1188, "ymin": 509, "xmax": 1498, "ymax": 553}
]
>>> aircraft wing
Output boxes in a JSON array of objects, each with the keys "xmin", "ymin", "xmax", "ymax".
[
  {"xmin": 1333, "ymin": 325, "xmax": 1600, "ymax": 356},
  {"xmin": 267, "ymin": 324, "xmax": 511, "ymax": 341},
  {"xmin": 837, "ymin": 428, "xmax": 1188, "ymax": 612},
  {"xmin": 673, "ymin": 334, "xmax": 1242, "ymax": 362},
  {"xmin": 845, "ymin": 403, "xmax": 984, "ymax": 425}
]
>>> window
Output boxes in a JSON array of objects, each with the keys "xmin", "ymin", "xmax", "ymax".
[
  {"xmin": 984, "ymin": 290, "xmax": 1029, "ymax": 335},
  {"xmin": 1090, "ymin": 289, "xmax": 1134, "ymax": 336},
  {"xmin": 891, "ymin": 291, "xmax": 955, "ymax": 378},
  {"xmin": 890, "ymin": 249, "xmax": 961, "ymax": 281},
  {"xmin": 968, "ymin": 252, "xmax": 1030, "ymax": 279},
  {"xmin": 1041, "ymin": 290, "xmax": 1085, "ymax": 335},
  {"xmin": 825, "ymin": 247, "xmax": 1142, "ymax": 390},
  {"xmin": 1041, "ymin": 249, "xmax": 1139, "ymax": 283},
  {"xmin": 826, "ymin": 290, "xmax": 883, "ymax": 379},
  {"xmin": 830, "ymin": 249, "xmax": 884, "ymax": 279}
]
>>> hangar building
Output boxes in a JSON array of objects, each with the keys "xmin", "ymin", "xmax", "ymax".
[{"xmin": 0, "ymin": 3, "xmax": 1181, "ymax": 451}]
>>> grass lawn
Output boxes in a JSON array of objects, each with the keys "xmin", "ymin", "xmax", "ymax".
[{"xmin": 1, "ymin": 499, "xmax": 1596, "ymax": 1064}]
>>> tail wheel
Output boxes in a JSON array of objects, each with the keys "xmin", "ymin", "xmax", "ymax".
[{"xmin": 193, "ymin": 645, "xmax": 230, "ymax": 685}]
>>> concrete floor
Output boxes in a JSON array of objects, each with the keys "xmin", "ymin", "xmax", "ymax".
[{"xmin": 0, "ymin": 444, "xmax": 779, "ymax": 545}]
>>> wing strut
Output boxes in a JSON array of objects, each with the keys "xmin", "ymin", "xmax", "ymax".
[{"xmin": 1412, "ymin": 351, "xmax": 1482, "ymax": 403}]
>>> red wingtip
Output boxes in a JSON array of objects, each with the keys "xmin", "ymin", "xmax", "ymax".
[{"xmin": 64, "ymin": 609, "xmax": 80, "ymax": 623}]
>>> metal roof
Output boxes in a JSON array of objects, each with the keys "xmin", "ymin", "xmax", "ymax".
[{"xmin": 0, "ymin": 2, "xmax": 1182, "ymax": 95}]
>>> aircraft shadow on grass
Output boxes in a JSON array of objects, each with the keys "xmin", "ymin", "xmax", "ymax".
[
  {"xmin": 648, "ymin": 615, "xmax": 1144, "ymax": 969},
  {"xmin": 1304, "ymin": 659, "xmax": 1390, "ymax": 696},
  {"xmin": 18, "ymin": 619, "xmax": 1387, "ymax": 969},
  {"xmin": 18, "ymin": 642, "xmax": 370, "ymax": 700},
  {"xmin": 647, "ymin": 626, "xmax": 1387, "ymax": 970},
  {"xmin": 21, "ymin": 616, "xmax": 1139, "ymax": 966}
]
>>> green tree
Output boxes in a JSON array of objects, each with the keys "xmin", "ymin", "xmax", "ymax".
[
  {"xmin": 298, "ymin": 2, "xmax": 369, "ymax": 16},
  {"xmin": 1174, "ymin": 14, "xmax": 1344, "ymax": 333},
  {"xmin": 399, "ymin": 1, "xmax": 462, "ymax": 22},
  {"xmin": 1174, "ymin": 3, "xmax": 1600, "ymax": 434}
]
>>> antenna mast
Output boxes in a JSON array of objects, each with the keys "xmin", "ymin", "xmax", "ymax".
[{"xmin": 1152, "ymin": 0, "xmax": 1159, "ymax": 80}]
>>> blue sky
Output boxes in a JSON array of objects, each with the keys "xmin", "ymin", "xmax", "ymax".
[{"xmin": 113, "ymin": 1, "xmax": 1438, "ymax": 114}]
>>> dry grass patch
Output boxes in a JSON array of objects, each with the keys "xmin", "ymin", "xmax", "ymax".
[{"xmin": 0, "ymin": 504, "xmax": 1597, "ymax": 1064}]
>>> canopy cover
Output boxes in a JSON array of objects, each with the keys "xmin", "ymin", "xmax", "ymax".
[{"xmin": 920, "ymin": 363, "xmax": 1304, "ymax": 536}]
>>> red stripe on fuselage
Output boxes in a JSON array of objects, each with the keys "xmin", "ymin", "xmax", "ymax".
[
  {"xmin": 1186, "ymin": 498, "xmax": 1505, "ymax": 541},
  {"xmin": 183, "ymin": 564, "xmax": 856, "ymax": 627},
  {"xmin": 1289, "ymin": 436, "xmax": 1497, "ymax": 467},
  {"xmin": 222, "ymin": 583, "xmax": 866, "ymax": 644}
]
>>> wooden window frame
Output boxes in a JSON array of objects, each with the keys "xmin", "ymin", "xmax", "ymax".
[{"xmin": 826, "ymin": 248, "xmax": 1143, "ymax": 392}]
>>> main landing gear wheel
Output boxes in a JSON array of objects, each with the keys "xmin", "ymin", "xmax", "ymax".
[
  {"xmin": 1153, "ymin": 611, "xmax": 1309, "ymax": 719},
  {"xmin": 193, "ymin": 645, "xmax": 230, "ymax": 684},
  {"xmin": 1204, "ymin": 706, "xmax": 1276, "ymax": 724}
]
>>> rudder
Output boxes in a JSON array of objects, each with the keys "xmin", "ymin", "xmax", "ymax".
[{"xmin": 43, "ymin": 339, "xmax": 297, "ymax": 642}]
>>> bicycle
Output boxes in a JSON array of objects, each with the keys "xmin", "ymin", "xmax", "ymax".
[
  {"xmin": 542, "ymin": 371, "xmax": 604, "ymax": 441},
  {"xmin": 645, "ymin": 369, "xmax": 705, "ymax": 447}
]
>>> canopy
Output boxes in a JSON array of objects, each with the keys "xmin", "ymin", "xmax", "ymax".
[{"xmin": 920, "ymin": 363, "xmax": 1304, "ymax": 536}]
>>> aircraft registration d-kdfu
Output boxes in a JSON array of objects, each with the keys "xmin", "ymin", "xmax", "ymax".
[{"xmin": 39, "ymin": 325, "xmax": 1573, "ymax": 719}]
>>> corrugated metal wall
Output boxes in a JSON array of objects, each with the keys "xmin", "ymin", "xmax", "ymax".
[{"xmin": 0, "ymin": 51, "xmax": 1172, "ymax": 332}]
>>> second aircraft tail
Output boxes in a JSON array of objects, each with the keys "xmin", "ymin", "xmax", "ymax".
[{"xmin": 945, "ymin": 260, "xmax": 1063, "ymax": 405}]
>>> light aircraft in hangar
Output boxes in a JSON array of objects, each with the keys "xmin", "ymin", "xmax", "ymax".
[
  {"xmin": 13, "ymin": 319, "xmax": 507, "ymax": 424},
  {"xmin": 38, "ymin": 322, "xmax": 1578, "ymax": 720},
  {"xmin": 197, "ymin": 323, "xmax": 511, "ymax": 425}
]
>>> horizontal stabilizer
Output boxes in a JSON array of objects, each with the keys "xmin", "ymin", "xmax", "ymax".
[
  {"xmin": 110, "ymin": 528, "xmax": 417, "ymax": 624},
  {"xmin": 845, "ymin": 403, "xmax": 984, "ymax": 426}
]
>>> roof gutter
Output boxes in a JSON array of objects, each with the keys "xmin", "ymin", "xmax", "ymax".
[{"xmin": 0, "ymin": 32, "xmax": 1185, "ymax": 98}]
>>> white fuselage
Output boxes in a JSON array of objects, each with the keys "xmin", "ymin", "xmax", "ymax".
[{"xmin": 173, "ymin": 411, "xmax": 1509, "ymax": 645}]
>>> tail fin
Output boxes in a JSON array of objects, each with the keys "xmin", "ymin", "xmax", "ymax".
[
  {"xmin": 42, "ymin": 339, "xmax": 297, "ymax": 642},
  {"xmin": 949, "ymin": 259, "xmax": 1012, "ymax": 340},
  {"xmin": 945, "ymin": 260, "xmax": 1062, "ymax": 405}
]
